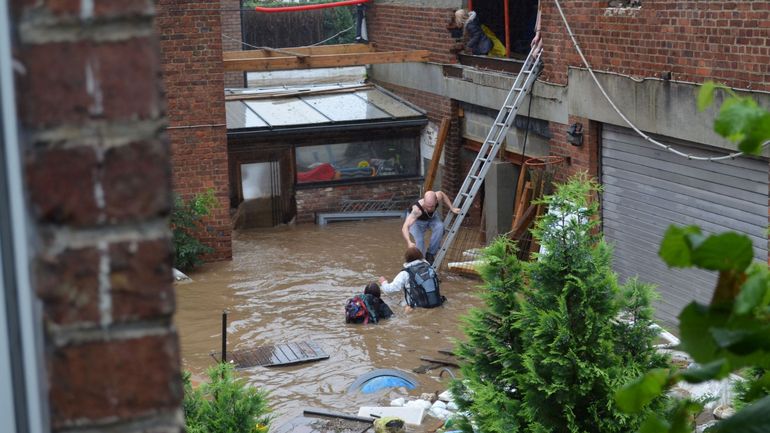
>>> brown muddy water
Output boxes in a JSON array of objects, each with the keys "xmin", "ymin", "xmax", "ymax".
[{"xmin": 175, "ymin": 218, "xmax": 485, "ymax": 430}]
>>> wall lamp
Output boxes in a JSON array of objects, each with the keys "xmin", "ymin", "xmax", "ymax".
[{"xmin": 567, "ymin": 122, "xmax": 584, "ymax": 146}]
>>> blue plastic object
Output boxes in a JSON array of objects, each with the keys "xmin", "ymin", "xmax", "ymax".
[{"xmin": 347, "ymin": 368, "xmax": 419, "ymax": 394}]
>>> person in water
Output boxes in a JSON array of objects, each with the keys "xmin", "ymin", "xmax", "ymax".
[
  {"xmin": 401, "ymin": 190, "xmax": 460, "ymax": 264},
  {"xmin": 379, "ymin": 247, "xmax": 445, "ymax": 310},
  {"xmin": 363, "ymin": 282, "xmax": 394, "ymax": 321}
]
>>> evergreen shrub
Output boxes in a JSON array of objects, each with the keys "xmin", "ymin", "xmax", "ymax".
[{"xmin": 171, "ymin": 189, "xmax": 216, "ymax": 272}]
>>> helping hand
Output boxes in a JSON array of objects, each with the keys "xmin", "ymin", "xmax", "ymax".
[
  {"xmin": 379, "ymin": 276, "xmax": 387, "ymax": 284},
  {"xmin": 451, "ymin": 207, "xmax": 461, "ymax": 214}
]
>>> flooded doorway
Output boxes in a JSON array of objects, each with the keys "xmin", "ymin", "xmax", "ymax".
[
  {"xmin": 175, "ymin": 219, "xmax": 484, "ymax": 429},
  {"xmin": 231, "ymin": 149, "xmax": 295, "ymax": 229}
]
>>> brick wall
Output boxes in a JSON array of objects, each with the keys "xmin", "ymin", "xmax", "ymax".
[
  {"xmin": 11, "ymin": 0, "xmax": 183, "ymax": 431},
  {"xmin": 374, "ymin": 81, "xmax": 463, "ymax": 196},
  {"xmin": 221, "ymin": 0, "xmax": 245, "ymax": 87},
  {"xmin": 157, "ymin": 0, "xmax": 232, "ymax": 260},
  {"xmin": 296, "ymin": 179, "xmax": 421, "ymax": 223},
  {"xmin": 540, "ymin": 0, "xmax": 770, "ymax": 90},
  {"xmin": 368, "ymin": 4, "xmax": 460, "ymax": 64}
]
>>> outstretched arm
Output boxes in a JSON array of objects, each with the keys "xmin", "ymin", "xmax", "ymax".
[
  {"xmin": 438, "ymin": 191, "xmax": 461, "ymax": 214},
  {"xmin": 402, "ymin": 207, "xmax": 419, "ymax": 248}
]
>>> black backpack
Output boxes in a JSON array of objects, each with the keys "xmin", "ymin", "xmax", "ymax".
[{"xmin": 403, "ymin": 262, "xmax": 445, "ymax": 308}]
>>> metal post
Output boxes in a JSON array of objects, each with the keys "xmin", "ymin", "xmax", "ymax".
[{"xmin": 221, "ymin": 310, "xmax": 228, "ymax": 363}]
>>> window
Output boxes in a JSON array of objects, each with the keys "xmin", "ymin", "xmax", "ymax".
[
  {"xmin": 467, "ymin": 0, "xmax": 539, "ymax": 58},
  {"xmin": 296, "ymin": 137, "xmax": 420, "ymax": 185},
  {"xmin": 608, "ymin": 0, "xmax": 641, "ymax": 7}
]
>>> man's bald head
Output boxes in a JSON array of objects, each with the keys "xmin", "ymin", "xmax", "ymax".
[{"xmin": 423, "ymin": 191, "xmax": 437, "ymax": 211}]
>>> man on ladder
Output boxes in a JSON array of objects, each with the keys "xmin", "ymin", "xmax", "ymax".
[{"xmin": 401, "ymin": 190, "xmax": 460, "ymax": 265}]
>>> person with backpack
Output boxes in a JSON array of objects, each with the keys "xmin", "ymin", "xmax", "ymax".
[
  {"xmin": 378, "ymin": 247, "xmax": 445, "ymax": 309},
  {"xmin": 345, "ymin": 282, "xmax": 394, "ymax": 324}
]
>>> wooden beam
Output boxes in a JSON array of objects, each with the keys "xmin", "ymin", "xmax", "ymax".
[
  {"xmin": 223, "ymin": 50, "xmax": 430, "ymax": 72},
  {"xmin": 423, "ymin": 118, "xmax": 450, "ymax": 191},
  {"xmin": 223, "ymin": 43, "xmax": 376, "ymax": 61}
]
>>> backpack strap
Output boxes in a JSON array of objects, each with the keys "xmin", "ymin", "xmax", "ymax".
[{"xmin": 402, "ymin": 267, "xmax": 417, "ymax": 308}]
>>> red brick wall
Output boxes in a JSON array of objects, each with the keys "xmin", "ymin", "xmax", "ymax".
[
  {"xmin": 540, "ymin": 0, "xmax": 770, "ymax": 90},
  {"xmin": 368, "ymin": 4, "xmax": 460, "ymax": 64},
  {"xmin": 221, "ymin": 0, "xmax": 245, "ymax": 87},
  {"xmin": 548, "ymin": 117, "xmax": 601, "ymax": 181},
  {"xmin": 296, "ymin": 180, "xmax": 421, "ymax": 223},
  {"xmin": 157, "ymin": 0, "xmax": 232, "ymax": 260},
  {"xmin": 11, "ymin": 0, "xmax": 183, "ymax": 431}
]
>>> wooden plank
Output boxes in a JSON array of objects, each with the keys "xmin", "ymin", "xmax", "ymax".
[
  {"xmin": 303, "ymin": 408, "xmax": 374, "ymax": 423},
  {"xmin": 223, "ymin": 50, "xmax": 431, "ymax": 72},
  {"xmin": 419, "ymin": 356, "xmax": 460, "ymax": 368},
  {"xmin": 223, "ymin": 44, "xmax": 376, "ymax": 60},
  {"xmin": 423, "ymin": 117, "xmax": 450, "ymax": 191},
  {"xmin": 277, "ymin": 344, "xmax": 299, "ymax": 363},
  {"xmin": 512, "ymin": 182, "xmax": 532, "ymax": 226},
  {"xmin": 510, "ymin": 204, "xmax": 536, "ymax": 240}
]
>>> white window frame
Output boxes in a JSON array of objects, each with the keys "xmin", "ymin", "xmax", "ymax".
[{"xmin": 0, "ymin": 1, "xmax": 48, "ymax": 432}]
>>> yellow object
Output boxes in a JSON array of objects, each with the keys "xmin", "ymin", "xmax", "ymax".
[
  {"xmin": 358, "ymin": 160, "xmax": 370, "ymax": 168},
  {"xmin": 373, "ymin": 417, "xmax": 406, "ymax": 433},
  {"xmin": 482, "ymin": 25, "xmax": 506, "ymax": 58}
]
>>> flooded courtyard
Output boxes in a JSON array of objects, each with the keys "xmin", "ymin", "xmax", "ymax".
[{"xmin": 174, "ymin": 218, "xmax": 485, "ymax": 429}]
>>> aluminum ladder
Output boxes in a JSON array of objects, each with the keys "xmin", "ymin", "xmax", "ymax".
[{"xmin": 433, "ymin": 49, "xmax": 543, "ymax": 269}]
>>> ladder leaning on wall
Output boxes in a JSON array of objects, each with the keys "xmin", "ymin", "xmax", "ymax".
[{"xmin": 432, "ymin": 48, "xmax": 543, "ymax": 270}]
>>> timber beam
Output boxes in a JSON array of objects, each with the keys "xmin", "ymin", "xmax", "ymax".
[{"xmin": 223, "ymin": 45, "xmax": 430, "ymax": 72}]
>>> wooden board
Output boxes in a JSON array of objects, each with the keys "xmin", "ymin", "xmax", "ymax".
[
  {"xmin": 223, "ymin": 43, "xmax": 377, "ymax": 60},
  {"xmin": 224, "ymin": 50, "xmax": 430, "ymax": 72},
  {"xmin": 225, "ymin": 340, "xmax": 330, "ymax": 368}
]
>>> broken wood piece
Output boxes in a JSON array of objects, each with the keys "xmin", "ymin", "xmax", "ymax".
[
  {"xmin": 213, "ymin": 340, "xmax": 329, "ymax": 368},
  {"xmin": 513, "ymin": 181, "xmax": 532, "ymax": 226},
  {"xmin": 303, "ymin": 408, "xmax": 374, "ymax": 423},
  {"xmin": 424, "ymin": 118, "xmax": 450, "ymax": 191},
  {"xmin": 510, "ymin": 204, "xmax": 537, "ymax": 240},
  {"xmin": 419, "ymin": 356, "xmax": 460, "ymax": 368}
]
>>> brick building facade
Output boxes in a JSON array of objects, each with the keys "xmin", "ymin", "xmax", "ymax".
[
  {"xmin": 365, "ymin": 0, "xmax": 770, "ymax": 326},
  {"xmin": 5, "ymin": 0, "xmax": 183, "ymax": 431},
  {"xmin": 157, "ymin": 0, "xmax": 232, "ymax": 260}
]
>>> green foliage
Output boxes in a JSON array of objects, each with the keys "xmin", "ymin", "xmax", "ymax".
[
  {"xmin": 616, "ymin": 86, "xmax": 770, "ymax": 433},
  {"xmin": 171, "ymin": 189, "xmax": 216, "ymax": 272},
  {"xmin": 243, "ymin": 0, "xmax": 356, "ymax": 45},
  {"xmin": 183, "ymin": 363, "xmax": 271, "ymax": 433},
  {"xmin": 453, "ymin": 174, "xmax": 666, "ymax": 433}
]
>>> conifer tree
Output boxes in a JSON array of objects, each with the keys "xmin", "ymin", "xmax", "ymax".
[
  {"xmin": 451, "ymin": 238, "xmax": 528, "ymax": 433},
  {"xmin": 453, "ymin": 174, "xmax": 665, "ymax": 433}
]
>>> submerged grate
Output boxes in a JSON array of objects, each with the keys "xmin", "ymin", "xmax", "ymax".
[{"xmin": 218, "ymin": 341, "xmax": 330, "ymax": 368}]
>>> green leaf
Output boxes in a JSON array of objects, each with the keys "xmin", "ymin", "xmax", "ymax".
[
  {"xmin": 678, "ymin": 359, "xmax": 730, "ymax": 383},
  {"xmin": 616, "ymin": 368, "xmax": 670, "ymax": 413},
  {"xmin": 639, "ymin": 414, "xmax": 671, "ymax": 433},
  {"xmin": 735, "ymin": 270, "xmax": 769, "ymax": 315},
  {"xmin": 738, "ymin": 112, "xmax": 770, "ymax": 155},
  {"xmin": 714, "ymin": 97, "xmax": 760, "ymax": 142},
  {"xmin": 678, "ymin": 303, "xmax": 726, "ymax": 363},
  {"xmin": 711, "ymin": 395, "xmax": 770, "ymax": 433},
  {"xmin": 659, "ymin": 226, "xmax": 702, "ymax": 268},
  {"xmin": 690, "ymin": 232, "xmax": 753, "ymax": 272},
  {"xmin": 697, "ymin": 82, "xmax": 718, "ymax": 112}
]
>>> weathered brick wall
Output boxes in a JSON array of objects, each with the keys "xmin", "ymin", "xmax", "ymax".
[
  {"xmin": 11, "ymin": 0, "xmax": 183, "ymax": 431},
  {"xmin": 547, "ymin": 117, "xmax": 601, "ymax": 181},
  {"xmin": 540, "ymin": 1, "xmax": 770, "ymax": 90},
  {"xmin": 296, "ymin": 180, "xmax": 421, "ymax": 223},
  {"xmin": 368, "ymin": 3, "xmax": 460, "ymax": 64},
  {"xmin": 157, "ymin": 0, "xmax": 232, "ymax": 260},
  {"xmin": 374, "ymin": 81, "xmax": 463, "ymax": 196},
  {"xmin": 221, "ymin": 0, "xmax": 245, "ymax": 87}
]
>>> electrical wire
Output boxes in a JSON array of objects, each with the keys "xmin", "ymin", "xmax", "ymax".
[{"xmin": 552, "ymin": 0, "xmax": 769, "ymax": 162}]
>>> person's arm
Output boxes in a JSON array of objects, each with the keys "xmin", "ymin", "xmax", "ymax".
[
  {"xmin": 379, "ymin": 271, "xmax": 408, "ymax": 294},
  {"xmin": 437, "ymin": 191, "xmax": 461, "ymax": 214},
  {"xmin": 401, "ymin": 207, "xmax": 419, "ymax": 248}
]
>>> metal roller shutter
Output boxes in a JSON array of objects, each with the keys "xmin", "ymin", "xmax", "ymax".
[{"xmin": 601, "ymin": 124, "xmax": 769, "ymax": 327}]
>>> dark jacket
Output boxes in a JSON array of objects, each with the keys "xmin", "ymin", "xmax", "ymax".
[{"xmin": 465, "ymin": 16, "xmax": 492, "ymax": 55}]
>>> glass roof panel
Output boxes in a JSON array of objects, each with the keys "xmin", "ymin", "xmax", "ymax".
[
  {"xmin": 355, "ymin": 90, "xmax": 422, "ymax": 118},
  {"xmin": 226, "ymin": 101, "xmax": 267, "ymax": 129},
  {"xmin": 301, "ymin": 93, "xmax": 390, "ymax": 122},
  {"xmin": 244, "ymin": 98, "xmax": 328, "ymax": 126}
]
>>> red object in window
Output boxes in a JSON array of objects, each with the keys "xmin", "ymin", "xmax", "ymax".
[
  {"xmin": 254, "ymin": 0, "xmax": 369, "ymax": 13},
  {"xmin": 297, "ymin": 163, "xmax": 337, "ymax": 183}
]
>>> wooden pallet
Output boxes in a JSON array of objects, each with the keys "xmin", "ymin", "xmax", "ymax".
[{"xmin": 215, "ymin": 340, "xmax": 330, "ymax": 368}]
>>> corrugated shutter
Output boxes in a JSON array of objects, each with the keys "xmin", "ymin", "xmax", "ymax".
[{"xmin": 601, "ymin": 125, "xmax": 769, "ymax": 327}]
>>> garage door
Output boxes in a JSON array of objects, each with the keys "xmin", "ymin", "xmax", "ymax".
[{"xmin": 601, "ymin": 125, "xmax": 769, "ymax": 327}]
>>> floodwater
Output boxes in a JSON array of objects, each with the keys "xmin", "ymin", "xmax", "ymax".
[{"xmin": 175, "ymin": 218, "xmax": 485, "ymax": 430}]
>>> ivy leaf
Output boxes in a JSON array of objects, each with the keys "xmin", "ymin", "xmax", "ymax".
[
  {"xmin": 659, "ymin": 226, "xmax": 702, "ymax": 268},
  {"xmin": 690, "ymin": 232, "xmax": 753, "ymax": 272},
  {"xmin": 697, "ymin": 81, "xmax": 718, "ymax": 112},
  {"xmin": 737, "ymin": 111, "xmax": 770, "ymax": 155},
  {"xmin": 615, "ymin": 368, "xmax": 670, "ymax": 413},
  {"xmin": 735, "ymin": 270, "xmax": 769, "ymax": 315},
  {"xmin": 711, "ymin": 395, "xmax": 770, "ymax": 433},
  {"xmin": 678, "ymin": 303, "xmax": 726, "ymax": 363},
  {"xmin": 714, "ymin": 97, "xmax": 760, "ymax": 142},
  {"xmin": 678, "ymin": 359, "xmax": 730, "ymax": 383},
  {"xmin": 639, "ymin": 414, "xmax": 671, "ymax": 433}
]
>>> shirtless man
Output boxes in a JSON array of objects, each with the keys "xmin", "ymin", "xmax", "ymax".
[{"xmin": 401, "ymin": 190, "xmax": 460, "ymax": 264}]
